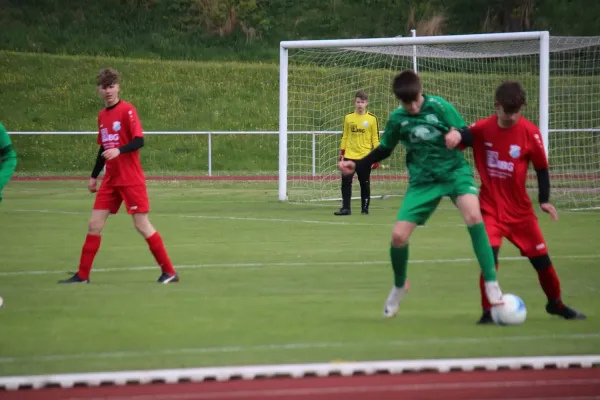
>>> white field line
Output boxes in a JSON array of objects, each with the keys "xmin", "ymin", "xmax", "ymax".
[
  {"xmin": 64, "ymin": 379, "xmax": 600, "ymax": 400},
  {"xmin": 2, "ymin": 254, "xmax": 599, "ymax": 277},
  {"xmin": 12, "ymin": 209, "xmax": 440, "ymax": 228},
  {"xmin": 1, "ymin": 333, "xmax": 600, "ymax": 365},
  {"xmin": 11, "ymin": 208, "xmax": 463, "ymax": 228}
]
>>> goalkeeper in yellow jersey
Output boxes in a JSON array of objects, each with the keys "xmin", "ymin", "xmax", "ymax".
[
  {"xmin": 0, "ymin": 122, "xmax": 17, "ymax": 204},
  {"xmin": 335, "ymin": 90, "xmax": 380, "ymax": 215}
]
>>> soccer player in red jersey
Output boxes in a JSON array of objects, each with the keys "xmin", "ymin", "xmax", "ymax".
[
  {"xmin": 59, "ymin": 68, "xmax": 179, "ymax": 284},
  {"xmin": 446, "ymin": 81, "xmax": 585, "ymax": 323}
]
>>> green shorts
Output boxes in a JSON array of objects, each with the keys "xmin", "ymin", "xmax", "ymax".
[{"xmin": 397, "ymin": 173, "xmax": 479, "ymax": 225}]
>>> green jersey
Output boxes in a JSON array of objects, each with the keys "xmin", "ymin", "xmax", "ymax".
[
  {"xmin": 0, "ymin": 123, "xmax": 17, "ymax": 201},
  {"xmin": 380, "ymin": 95, "xmax": 471, "ymax": 184}
]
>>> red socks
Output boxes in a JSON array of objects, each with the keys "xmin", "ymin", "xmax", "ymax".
[
  {"xmin": 77, "ymin": 231, "xmax": 175, "ymax": 279},
  {"xmin": 480, "ymin": 263, "xmax": 563, "ymax": 311},
  {"xmin": 78, "ymin": 234, "xmax": 102, "ymax": 280},
  {"xmin": 537, "ymin": 264, "xmax": 563, "ymax": 306},
  {"xmin": 146, "ymin": 232, "xmax": 176, "ymax": 275}
]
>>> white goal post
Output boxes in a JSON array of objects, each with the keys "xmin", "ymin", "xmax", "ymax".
[{"xmin": 278, "ymin": 31, "xmax": 600, "ymax": 210}]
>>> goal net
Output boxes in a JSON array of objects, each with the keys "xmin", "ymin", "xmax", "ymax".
[{"xmin": 279, "ymin": 32, "xmax": 600, "ymax": 210}]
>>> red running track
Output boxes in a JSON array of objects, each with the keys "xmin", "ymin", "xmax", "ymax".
[{"xmin": 1, "ymin": 368, "xmax": 599, "ymax": 400}]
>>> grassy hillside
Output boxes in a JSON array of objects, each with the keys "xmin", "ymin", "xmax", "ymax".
[{"xmin": 4, "ymin": 50, "xmax": 600, "ymax": 176}]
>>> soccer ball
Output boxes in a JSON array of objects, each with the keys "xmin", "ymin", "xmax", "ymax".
[
  {"xmin": 0, "ymin": 296, "xmax": 3, "ymax": 308},
  {"xmin": 491, "ymin": 294, "xmax": 527, "ymax": 326}
]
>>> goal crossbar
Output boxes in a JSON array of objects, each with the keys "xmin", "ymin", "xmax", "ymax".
[{"xmin": 280, "ymin": 31, "xmax": 549, "ymax": 50}]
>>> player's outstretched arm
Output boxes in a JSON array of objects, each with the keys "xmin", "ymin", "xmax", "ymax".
[{"xmin": 338, "ymin": 145, "xmax": 393, "ymax": 175}]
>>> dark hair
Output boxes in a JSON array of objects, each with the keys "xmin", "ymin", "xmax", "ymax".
[
  {"xmin": 355, "ymin": 90, "xmax": 368, "ymax": 101},
  {"xmin": 495, "ymin": 81, "xmax": 526, "ymax": 113},
  {"xmin": 97, "ymin": 68, "xmax": 120, "ymax": 87},
  {"xmin": 392, "ymin": 70, "xmax": 421, "ymax": 102}
]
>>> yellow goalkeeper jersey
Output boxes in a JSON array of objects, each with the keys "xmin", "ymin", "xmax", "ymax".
[{"xmin": 340, "ymin": 111, "xmax": 380, "ymax": 160}]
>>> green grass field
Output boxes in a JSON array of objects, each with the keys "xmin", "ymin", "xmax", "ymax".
[{"xmin": 0, "ymin": 180, "xmax": 599, "ymax": 377}]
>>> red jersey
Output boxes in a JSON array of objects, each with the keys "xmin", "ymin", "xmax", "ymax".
[
  {"xmin": 97, "ymin": 101, "xmax": 145, "ymax": 186},
  {"xmin": 469, "ymin": 115, "xmax": 548, "ymax": 223}
]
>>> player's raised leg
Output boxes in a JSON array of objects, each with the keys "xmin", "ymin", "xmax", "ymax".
[
  {"xmin": 384, "ymin": 220, "xmax": 416, "ymax": 317},
  {"xmin": 454, "ymin": 192, "xmax": 504, "ymax": 306},
  {"xmin": 384, "ymin": 184, "xmax": 440, "ymax": 318}
]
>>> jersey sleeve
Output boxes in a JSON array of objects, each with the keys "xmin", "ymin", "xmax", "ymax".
[
  {"xmin": 379, "ymin": 117, "xmax": 401, "ymax": 151},
  {"xmin": 340, "ymin": 115, "xmax": 349, "ymax": 151},
  {"xmin": 125, "ymin": 106, "xmax": 144, "ymax": 139},
  {"xmin": 437, "ymin": 98, "xmax": 467, "ymax": 130},
  {"xmin": 371, "ymin": 114, "xmax": 380, "ymax": 148},
  {"xmin": 528, "ymin": 125, "xmax": 549, "ymax": 169},
  {"xmin": 96, "ymin": 114, "xmax": 102, "ymax": 145}
]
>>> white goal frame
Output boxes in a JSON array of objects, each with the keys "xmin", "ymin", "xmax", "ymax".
[{"xmin": 278, "ymin": 31, "xmax": 550, "ymax": 201}]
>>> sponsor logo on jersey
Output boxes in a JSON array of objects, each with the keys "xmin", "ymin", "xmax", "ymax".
[
  {"xmin": 486, "ymin": 150, "xmax": 514, "ymax": 172},
  {"xmin": 485, "ymin": 142, "xmax": 493, "ymax": 147},
  {"xmin": 409, "ymin": 125, "xmax": 442, "ymax": 142},
  {"xmin": 509, "ymin": 145, "xmax": 521, "ymax": 159},
  {"xmin": 101, "ymin": 128, "xmax": 119, "ymax": 143},
  {"xmin": 350, "ymin": 123, "xmax": 366, "ymax": 133},
  {"xmin": 425, "ymin": 114, "xmax": 439, "ymax": 124},
  {"xmin": 113, "ymin": 121, "xmax": 122, "ymax": 132}
]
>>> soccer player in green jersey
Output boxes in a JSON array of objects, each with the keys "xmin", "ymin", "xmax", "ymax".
[
  {"xmin": 338, "ymin": 70, "xmax": 504, "ymax": 317},
  {"xmin": 0, "ymin": 122, "xmax": 17, "ymax": 204}
]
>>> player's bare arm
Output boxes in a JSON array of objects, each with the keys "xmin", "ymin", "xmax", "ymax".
[{"xmin": 444, "ymin": 127, "xmax": 463, "ymax": 149}]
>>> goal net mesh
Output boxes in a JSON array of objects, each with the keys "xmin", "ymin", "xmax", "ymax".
[{"xmin": 285, "ymin": 36, "xmax": 600, "ymax": 209}]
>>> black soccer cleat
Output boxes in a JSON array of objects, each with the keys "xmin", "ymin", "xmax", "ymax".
[
  {"xmin": 334, "ymin": 208, "xmax": 351, "ymax": 216},
  {"xmin": 546, "ymin": 302, "xmax": 587, "ymax": 320},
  {"xmin": 361, "ymin": 208, "xmax": 369, "ymax": 215},
  {"xmin": 157, "ymin": 273, "xmax": 180, "ymax": 284},
  {"xmin": 58, "ymin": 273, "xmax": 90, "ymax": 284},
  {"xmin": 476, "ymin": 310, "xmax": 494, "ymax": 325}
]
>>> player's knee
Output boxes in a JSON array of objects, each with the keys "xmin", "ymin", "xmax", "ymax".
[
  {"xmin": 87, "ymin": 218, "xmax": 105, "ymax": 235},
  {"xmin": 133, "ymin": 214, "xmax": 155, "ymax": 237},
  {"xmin": 529, "ymin": 254, "xmax": 552, "ymax": 270},
  {"xmin": 463, "ymin": 209, "xmax": 483, "ymax": 226},
  {"xmin": 391, "ymin": 229, "xmax": 411, "ymax": 247}
]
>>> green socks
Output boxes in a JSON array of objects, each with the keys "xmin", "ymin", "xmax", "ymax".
[
  {"xmin": 390, "ymin": 244, "xmax": 409, "ymax": 288},
  {"xmin": 468, "ymin": 222, "xmax": 497, "ymax": 282}
]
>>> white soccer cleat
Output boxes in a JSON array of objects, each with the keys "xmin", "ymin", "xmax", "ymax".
[
  {"xmin": 485, "ymin": 281, "xmax": 505, "ymax": 306},
  {"xmin": 383, "ymin": 284, "xmax": 407, "ymax": 318}
]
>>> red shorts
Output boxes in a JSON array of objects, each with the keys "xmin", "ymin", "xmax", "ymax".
[
  {"xmin": 483, "ymin": 213, "xmax": 548, "ymax": 258},
  {"xmin": 93, "ymin": 183, "xmax": 150, "ymax": 215}
]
